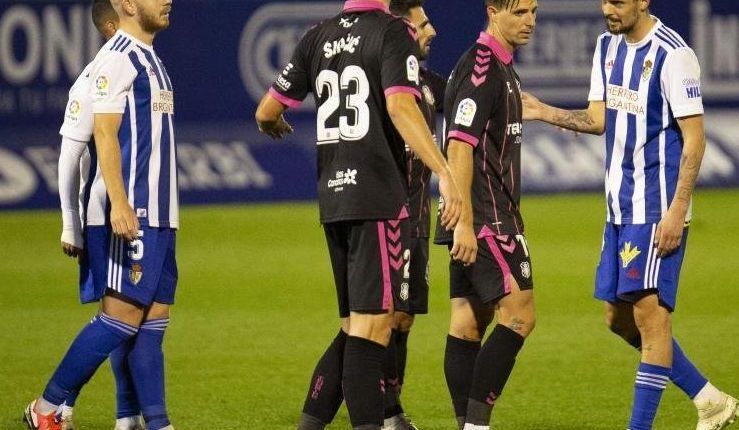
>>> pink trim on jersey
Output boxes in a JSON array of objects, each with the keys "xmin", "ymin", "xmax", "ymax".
[
  {"xmin": 377, "ymin": 222, "xmax": 393, "ymax": 310},
  {"xmin": 343, "ymin": 0, "xmax": 389, "ymax": 13},
  {"xmin": 448, "ymin": 130, "xmax": 479, "ymax": 148},
  {"xmin": 476, "ymin": 32, "xmax": 513, "ymax": 65},
  {"xmin": 484, "ymin": 235, "xmax": 512, "ymax": 294},
  {"xmin": 268, "ymin": 88, "xmax": 302, "ymax": 108},
  {"xmin": 384, "ymin": 86, "xmax": 422, "ymax": 100}
]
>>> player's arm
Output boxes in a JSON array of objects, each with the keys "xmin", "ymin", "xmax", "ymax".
[
  {"xmin": 255, "ymin": 92, "xmax": 294, "ymax": 139},
  {"xmin": 522, "ymin": 95, "xmax": 606, "ymax": 135},
  {"xmin": 386, "ymin": 93, "xmax": 461, "ymax": 231},
  {"xmin": 58, "ymin": 137, "xmax": 87, "ymax": 257},
  {"xmin": 446, "ymin": 140, "xmax": 477, "ymax": 264},
  {"xmin": 93, "ymin": 113, "xmax": 138, "ymax": 242}
]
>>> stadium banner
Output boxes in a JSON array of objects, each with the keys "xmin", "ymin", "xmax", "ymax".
[{"xmin": 1, "ymin": 0, "xmax": 738, "ymax": 209}]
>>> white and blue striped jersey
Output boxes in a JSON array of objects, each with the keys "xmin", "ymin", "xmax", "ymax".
[
  {"xmin": 588, "ymin": 18, "xmax": 703, "ymax": 225},
  {"xmin": 87, "ymin": 30, "xmax": 179, "ymax": 229}
]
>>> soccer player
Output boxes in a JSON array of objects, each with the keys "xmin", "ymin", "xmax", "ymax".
[
  {"xmin": 383, "ymin": 0, "xmax": 444, "ymax": 428},
  {"xmin": 522, "ymin": 0, "xmax": 739, "ymax": 429},
  {"xmin": 24, "ymin": 0, "xmax": 178, "ymax": 430},
  {"xmin": 57, "ymin": 2, "xmax": 144, "ymax": 429},
  {"xmin": 435, "ymin": 1, "xmax": 537, "ymax": 429},
  {"xmin": 255, "ymin": 0, "xmax": 463, "ymax": 429}
]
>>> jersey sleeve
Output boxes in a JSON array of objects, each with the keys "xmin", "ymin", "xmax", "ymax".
[
  {"xmin": 381, "ymin": 19, "xmax": 422, "ymax": 100},
  {"xmin": 90, "ymin": 53, "xmax": 137, "ymax": 114},
  {"xmin": 446, "ymin": 72, "xmax": 497, "ymax": 148},
  {"xmin": 59, "ymin": 85, "xmax": 94, "ymax": 142},
  {"xmin": 269, "ymin": 31, "xmax": 312, "ymax": 109},
  {"xmin": 588, "ymin": 36, "xmax": 606, "ymax": 102},
  {"xmin": 662, "ymin": 47, "xmax": 704, "ymax": 118}
]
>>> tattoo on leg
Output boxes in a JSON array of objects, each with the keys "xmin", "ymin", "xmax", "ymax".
[{"xmin": 507, "ymin": 318, "xmax": 526, "ymax": 333}]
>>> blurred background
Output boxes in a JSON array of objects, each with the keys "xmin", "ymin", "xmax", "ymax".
[{"xmin": 0, "ymin": 0, "xmax": 737, "ymax": 210}]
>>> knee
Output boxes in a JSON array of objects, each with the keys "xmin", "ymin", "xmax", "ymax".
[
  {"xmin": 449, "ymin": 314, "xmax": 483, "ymax": 341},
  {"xmin": 506, "ymin": 314, "xmax": 536, "ymax": 338},
  {"xmin": 394, "ymin": 312, "xmax": 415, "ymax": 332},
  {"xmin": 633, "ymin": 304, "xmax": 671, "ymax": 338}
]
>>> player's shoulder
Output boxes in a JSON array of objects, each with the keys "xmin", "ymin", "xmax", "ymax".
[
  {"xmin": 652, "ymin": 22, "xmax": 692, "ymax": 53},
  {"xmin": 595, "ymin": 31, "xmax": 620, "ymax": 49}
]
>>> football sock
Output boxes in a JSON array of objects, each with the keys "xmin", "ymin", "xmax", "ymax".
[
  {"xmin": 343, "ymin": 336, "xmax": 386, "ymax": 429},
  {"xmin": 63, "ymin": 391, "xmax": 78, "ymax": 408},
  {"xmin": 300, "ymin": 330, "xmax": 347, "ymax": 427},
  {"xmin": 444, "ymin": 335, "xmax": 481, "ymax": 426},
  {"xmin": 629, "ymin": 362, "xmax": 670, "ymax": 430},
  {"xmin": 383, "ymin": 330, "xmax": 403, "ymax": 419},
  {"xmin": 129, "ymin": 318, "xmax": 170, "ymax": 430},
  {"xmin": 110, "ymin": 337, "xmax": 141, "ymax": 419},
  {"xmin": 629, "ymin": 336, "xmax": 708, "ymax": 400},
  {"xmin": 466, "ymin": 325, "xmax": 525, "ymax": 426},
  {"xmin": 395, "ymin": 330, "xmax": 410, "ymax": 388},
  {"xmin": 694, "ymin": 382, "xmax": 724, "ymax": 407},
  {"xmin": 41, "ymin": 314, "xmax": 138, "ymax": 411},
  {"xmin": 297, "ymin": 413, "xmax": 327, "ymax": 430}
]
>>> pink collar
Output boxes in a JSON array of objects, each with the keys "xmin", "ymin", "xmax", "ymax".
[
  {"xmin": 343, "ymin": 0, "xmax": 389, "ymax": 13},
  {"xmin": 477, "ymin": 32, "xmax": 513, "ymax": 65}
]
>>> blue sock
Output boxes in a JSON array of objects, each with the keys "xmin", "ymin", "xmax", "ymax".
[
  {"xmin": 43, "ymin": 314, "xmax": 138, "ymax": 406},
  {"xmin": 629, "ymin": 362, "xmax": 671, "ymax": 430},
  {"xmin": 671, "ymin": 340, "xmax": 708, "ymax": 399},
  {"xmin": 110, "ymin": 337, "xmax": 141, "ymax": 418},
  {"xmin": 129, "ymin": 318, "xmax": 170, "ymax": 430},
  {"xmin": 64, "ymin": 390, "xmax": 79, "ymax": 407}
]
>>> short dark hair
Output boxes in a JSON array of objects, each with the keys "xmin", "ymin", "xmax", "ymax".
[
  {"xmin": 483, "ymin": 0, "xmax": 521, "ymax": 10},
  {"xmin": 91, "ymin": 0, "xmax": 117, "ymax": 32},
  {"xmin": 389, "ymin": 0, "xmax": 425, "ymax": 17}
]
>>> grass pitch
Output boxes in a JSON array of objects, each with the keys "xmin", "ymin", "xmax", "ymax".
[{"xmin": 1, "ymin": 191, "xmax": 738, "ymax": 429}]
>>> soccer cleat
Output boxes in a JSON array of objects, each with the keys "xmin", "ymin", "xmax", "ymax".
[
  {"xmin": 696, "ymin": 393, "xmax": 739, "ymax": 430},
  {"xmin": 114, "ymin": 415, "xmax": 146, "ymax": 430},
  {"xmin": 59, "ymin": 405, "xmax": 74, "ymax": 430},
  {"xmin": 383, "ymin": 414, "xmax": 420, "ymax": 430},
  {"xmin": 24, "ymin": 400, "xmax": 62, "ymax": 430}
]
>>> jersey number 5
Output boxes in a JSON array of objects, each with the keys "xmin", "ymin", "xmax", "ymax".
[{"xmin": 316, "ymin": 66, "xmax": 370, "ymax": 144}]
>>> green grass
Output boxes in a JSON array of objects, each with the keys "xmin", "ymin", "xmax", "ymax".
[{"xmin": 1, "ymin": 191, "xmax": 738, "ymax": 429}]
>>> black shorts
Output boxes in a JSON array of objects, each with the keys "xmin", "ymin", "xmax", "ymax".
[
  {"xmin": 450, "ymin": 233, "xmax": 533, "ymax": 304},
  {"xmin": 324, "ymin": 219, "xmax": 411, "ymax": 318},
  {"xmin": 406, "ymin": 236, "xmax": 430, "ymax": 315}
]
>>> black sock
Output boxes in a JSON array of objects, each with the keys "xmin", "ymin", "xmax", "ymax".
[
  {"xmin": 444, "ymin": 335, "xmax": 481, "ymax": 423},
  {"xmin": 343, "ymin": 336, "xmax": 386, "ymax": 429},
  {"xmin": 466, "ymin": 325, "xmax": 525, "ymax": 426},
  {"xmin": 383, "ymin": 331, "xmax": 403, "ymax": 419},
  {"xmin": 395, "ymin": 330, "xmax": 410, "ymax": 388},
  {"xmin": 300, "ymin": 330, "xmax": 347, "ymax": 426}
]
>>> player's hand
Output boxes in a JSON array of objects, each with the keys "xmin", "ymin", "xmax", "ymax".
[
  {"xmin": 438, "ymin": 171, "xmax": 462, "ymax": 231},
  {"xmin": 521, "ymin": 92, "xmax": 543, "ymax": 121},
  {"xmin": 654, "ymin": 208, "xmax": 685, "ymax": 257},
  {"xmin": 110, "ymin": 200, "xmax": 139, "ymax": 242},
  {"xmin": 451, "ymin": 222, "xmax": 477, "ymax": 265},
  {"xmin": 61, "ymin": 241, "xmax": 83, "ymax": 258},
  {"xmin": 258, "ymin": 115, "xmax": 294, "ymax": 139}
]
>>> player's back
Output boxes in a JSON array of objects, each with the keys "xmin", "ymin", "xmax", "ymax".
[{"xmin": 275, "ymin": 1, "xmax": 422, "ymax": 223}]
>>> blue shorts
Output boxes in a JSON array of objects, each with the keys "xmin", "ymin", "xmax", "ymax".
[
  {"xmin": 79, "ymin": 226, "xmax": 178, "ymax": 306},
  {"xmin": 594, "ymin": 222, "xmax": 688, "ymax": 311}
]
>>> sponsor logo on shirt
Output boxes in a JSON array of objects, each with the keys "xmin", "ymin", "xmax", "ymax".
[
  {"xmin": 506, "ymin": 122, "xmax": 523, "ymax": 135},
  {"xmin": 406, "ymin": 55, "xmax": 419, "ymax": 85},
  {"xmin": 607, "ymin": 85, "xmax": 645, "ymax": 115},
  {"xmin": 454, "ymin": 98, "xmax": 477, "ymax": 127},
  {"xmin": 323, "ymin": 34, "xmax": 362, "ymax": 59},
  {"xmin": 327, "ymin": 168, "xmax": 358, "ymax": 192},
  {"xmin": 153, "ymin": 90, "xmax": 174, "ymax": 114},
  {"xmin": 685, "ymin": 80, "xmax": 702, "ymax": 99},
  {"xmin": 619, "ymin": 242, "xmax": 641, "ymax": 268}
]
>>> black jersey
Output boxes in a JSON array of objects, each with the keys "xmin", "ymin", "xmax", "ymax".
[
  {"xmin": 407, "ymin": 67, "xmax": 445, "ymax": 238},
  {"xmin": 270, "ymin": 0, "xmax": 422, "ymax": 223},
  {"xmin": 435, "ymin": 32, "xmax": 525, "ymax": 244}
]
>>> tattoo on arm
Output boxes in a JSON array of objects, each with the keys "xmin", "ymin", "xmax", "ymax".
[
  {"xmin": 551, "ymin": 109, "xmax": 595, "ymax": 133},
  {"xmin": 673, "ymin": 153, "xmax": 702, "ymax": 206}
]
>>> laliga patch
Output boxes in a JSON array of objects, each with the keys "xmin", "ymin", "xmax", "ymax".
[
  {"xmin": 94, "ymin": 74, "xmax": 110, "ymax": 98},
  {"xmin": 65, "ymin": 99, "xmax": 82, "ymax": 125},
  {"xmin": 406, "ymin": 55, "xmax": 419, "ymax": 85},
  {"xmin": 454, "ymin": 98, "xmax": 477, "ymax": 127}
]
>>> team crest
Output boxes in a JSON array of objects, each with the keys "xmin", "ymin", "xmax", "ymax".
[
  {"xmin": 422, "ymin": 85, "xmax": 435, "ymax": 106},
  {"xmin": 641, "ymin": 60, "xmax": 653, "ymax": 81},
  {"xmin": 619, "ymin": 242, "xmax": 641, "ymax": 268},
  {"xmin": 520, "ymin": 262, "xmax": 531, "ymax": 279},
  {"xmin": 129, "ymin": 263, "xmax": 143, "ymax": 285},
  {"xmin": 400, "ymin": 282, "xmax": 409, "ymax": 301}
]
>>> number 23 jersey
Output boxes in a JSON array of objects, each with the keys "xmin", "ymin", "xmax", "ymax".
[{"xmin": 270, "ymin": 0, "xmax": 422, "ymax": 223}]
